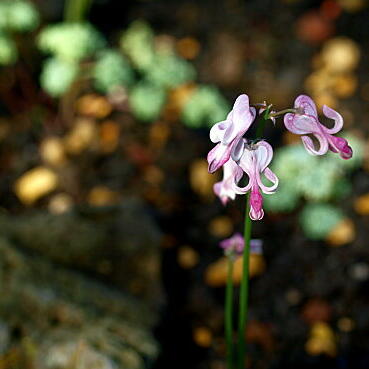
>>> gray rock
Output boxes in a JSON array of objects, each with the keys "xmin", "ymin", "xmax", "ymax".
[
  {"xmin": 0, "ymin": 236, "xmax": 159, "ymax": 369},
  {"xmin": 0, "ymin": 198, "xmax": 163, "ymax": 307}
]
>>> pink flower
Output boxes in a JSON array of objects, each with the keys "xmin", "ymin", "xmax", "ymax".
[
  {"xmin": 284, "ymin": 95, "xmax": 352, "ymax": 160},
  {"xmin": 220, "ymin": 233, "xmax": 244, "ymax": 256},
  {"xmin": 233, "ymin": 140, "xmax": 278, "ymax": 220},
  {"xmin": 220, "ymin": 233, "xmax": 263, "ymax": 256},
  {"xmin": 214, "ymin": 159, "xmax": 243, "ymax": 205},
  {"xmin": 207, "ymin": 94, "xmax": 256, "ymax": 173}
]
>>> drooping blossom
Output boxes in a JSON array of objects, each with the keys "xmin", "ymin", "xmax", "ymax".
[
  {"xmin": 220, "ymin": 233, "xmax": 263, "ymax": 256},
  {"xmin": 214, "ymin": 159, "xmax": 243, "ymax": 205},
  {"xmin": 233, "ymin": 140, "xmax": 278, "ymax": 220},
  {"xmin": 284, "ymin": 95, "xmax": 352, "ymax": 159},
  {"xmin": 207, "ymin": 94, "xmax": 256, "ymax": 173}
]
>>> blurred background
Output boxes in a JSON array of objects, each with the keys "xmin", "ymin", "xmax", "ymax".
[{"xmin": 0, "ymin": 0, "xmax": 368, "ymax": 368}]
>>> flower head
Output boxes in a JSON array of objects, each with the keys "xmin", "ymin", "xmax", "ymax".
[
  {"xmin": 214, "ymin": 159, "xmax": 243, "ymax": 205},
  {"xmin": 207, "ymin": 94, "xmax": 256, "ymax": 173},
  {"xmin": 284, "ymin": 95, "xmax": 352, "ymax": 160},
  {"xmin": 220, "ymin": 233, "xmax": 263, "ymax": 257},
  {"xmin": 233, "ymin": 140, "xmax": 279, "ymax": 220},
  {"xmin": 220, "ymin": 233, "xmax": 244, "ymax": 256}
]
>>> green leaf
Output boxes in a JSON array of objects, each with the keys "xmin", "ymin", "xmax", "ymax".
[
  {"xmin": 38, "ymin": 22, "xmax": 105, "ymax": 62},
  {"xmin": 181, "ymin": 85, "xmax": 230, "ymax": 128},
  {"xmin": 40, "ymin": 58, "xmax": 78, "ymax": 97},
  {"xmin": 0, "ymin": 33, "xmax": 17, "ymax": 65},
  {"xmin": 93, "ymin": 49, "xmax": 135, "ymax": 93},
  {"xmin": 129, "ymin": 82, "xmax": 166, "ymax": 122},
  {"xmin": 146, "ymin": 53, "xmax": 196, "ymax": 88},
  {"xmin": 300, "ymin": 203, "xmax": 344, "ymax": 240},
  {"xmin": 120, "ymin": 21, "xmax": 155, "ymax": 71},
  {"xmin": 263, "ymin": 180, "xmax": 300, "ymax": 213}
]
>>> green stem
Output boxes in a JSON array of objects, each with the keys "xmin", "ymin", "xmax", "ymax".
[
  {"xmin": 225, "ymin": 256, "xmax": 235, "ymax": 369},
  {"xmin": 64, "ymin": 0, "xmax": 93, "ymax": 22},
  {"xmin": 269, "ymin": 108, "xmax": 297, "ymax": 118},
  {"xmin": 255, "ymin": 106, "xmax": 270, "ymax": 139},
  {"xmin": 237, "ymin": 192, "xmax": 252, "ymax": 369}
]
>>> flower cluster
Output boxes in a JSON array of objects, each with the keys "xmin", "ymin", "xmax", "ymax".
[{"xmin": 208, "ymin": 94, "xmax": 352, "ymax": 220}]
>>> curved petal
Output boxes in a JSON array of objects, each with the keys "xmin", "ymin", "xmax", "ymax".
[
  {"xmin": 327, "ymin": 135, "xmax": 353, "ymax": 160},
  {"xmin": 295, "ymin": 95, "xmax": 318, "ymax": 117},
  {"xmin": 222, "ymin": 94, "xmax": 255, "ymax": 144},
  {"xmin": 254, "ymin": 141, "xmax": 273, "ymax": 172},
  {"xmin": 284, "ymin": 113, "xmax": 319, "ymax": 135},
  {"xmin": 223, "ymin": 159, "xmax": 243, "ymax": 183},
  {"xmin": 209, "ymin": 120, "xmax": 229, "ymax": 143},
  {"xmin": 301, "ymin": 133, "xmax": 329, "ymax": 156},
  {"xmin": 213, "ymin": 182, "xmax": 222, "ymax": 198},
  {"xmin": 237, "ymin": 146, "xmax": 254, "ymax": 175},
  {"xmin": 213, "ymin": 182, "xmax": 230, "ymax": 205},
  {"xmin": 233, "ymin": 176, "xmax": 252, "ymax": 194},
  {"xmin": 207, "ymin": 143, "xmax": 232, "ymax": 173},
  {"xmin": 322, "ymin": 105, "xmax": 343, "ymax": 134},
  {"xmin": 231, "ymin": 138, "xmax": 245, "ymax": 162},
  {"xmin": 233, "ymin": 163, "xmax": 244, "ymax": 183},
  {"xmin": 249, "ymin": 188, "xmax": 264, "ymax": 220},
  {"xmin": 250, "ymin": 207, "xmax": 264, "ymax": 220},
  {"xmin": 258, "ymin": 167, "xmax": 279, "ymax": 194}
]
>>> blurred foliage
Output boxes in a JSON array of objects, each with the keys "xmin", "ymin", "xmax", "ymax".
[
  {"xmin": 264, "ymin": 134, "xmax": 364, "ymax": 239},
  {"xmin": 93, "ymin": 49, "xmax": 134, "ymax": 93},
  {"xmin": 181, "ymin": 85, "xmax": 230, "ymax": 128},
  {"xmin": 145, "ymin": 53, "xmax": 195, "ymax": 89},
  {"xmin": 0, "ymin": 32, "xmax": 17, "ymax": 65},
  {"xmin": 129, "ymin": 82, "xmax": 166, "ymax": 122},
  {"xmin": 40, "ymin": 57, "xmax": 78, "ymax": 97},
  {"xmin": 300, "ymin": 203, "xmax": 344, "ymax": 240},
  {"xmin": 0, "ymin": 0, "xmax": 39, "ymax": 65},
  {"xmin": 38, "ymin": 22, "xmax": 105, "ymax": 63},
  {"xmin": 0, "ymin": 0, "xmax": 39, "ymax": 32},
  {"xmin": 120, "ymin": 20, "xmax": 155, "ymax": 71},
  {"xmin": 35, "ymin": 18, "xmax": 229, "ymax": 127}
]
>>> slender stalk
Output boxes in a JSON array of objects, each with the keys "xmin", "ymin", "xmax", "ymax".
[
  {"xmin": 269, "ymin": 108, "xmax": 297, "ymax": 117},
  {"xmin": 64, "ymin": 0, "xmax": 93, "ymax": 22},
  {"xmin": 237, "ymin": 192, "xmax": 252, "ymax": 369},
  {"xmin": 225, "ymin": 256, "xmax": 235, "ymax": 369},
  {"xmin": 255, "ymin": 106, "xmax": 271, "ymax": 139}
]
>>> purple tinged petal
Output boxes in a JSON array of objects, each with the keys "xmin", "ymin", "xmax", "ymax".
[
  {"xmin": 250, "ymin": 187, "xmax": 264, "ymax": 221},
  {"xmin": 250, "ymin": 206, "xmax": 264, "ymax": 221},
  {"xmin": 213, "ymin": 159, "xmax": 243, "ymax": 204},
  {"xmin": 253, "ymin": 141, "xmax": 273, "ymax": 172},
  {"xmin": 284, "ymin": 114, "xmax": 320, "ymax": 135},
  {"xmin": 220, "ymin": 233, "xmax": 245, "ymax": 255},
  {"xmin": 322, "ymin": 105, "xmax": 344, "ymax": 134},
  {"xmin": 301, "ymin": 134, "xmax": 329, "ymax": 156},
  {"xmin": 207, "ymin": 143, "xmax": 232, "ymax": 173},
  {"xmin": 233, "ymin": 148, "xmax": 254, "ymax": 194},
  {"xmin": 234, "ymin": 140, "xmax": 279, "ymax": 198},
  {"xmin": 209, "ymin": 120, "xmax": 230, "ymax": 143},
  {"xmin": 258, "ymin": 167, "xmax": 279, "ymax": 194},
  {"xmin": 231, "ymin": 138, "xmax": 245, "ymax": 162},
  {"xmin": 328, "ymin": 136, "xmax": 353, "ymax": 159},
  {"xmin": 222, "ymin": 94, "xmax": 255, "ymax": 145},
  {"xmin": 294, "ymin": 95, "xmax": 318, "ymax": 117}
]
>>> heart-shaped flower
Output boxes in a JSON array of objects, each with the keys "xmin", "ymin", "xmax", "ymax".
[
  {"xmin": 233, "ymin": 140, "xmax": 279, "ymax": 220},
  {"xmin": 284, "ymin": 95, "xmax": 352, "ymax": 160}
]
